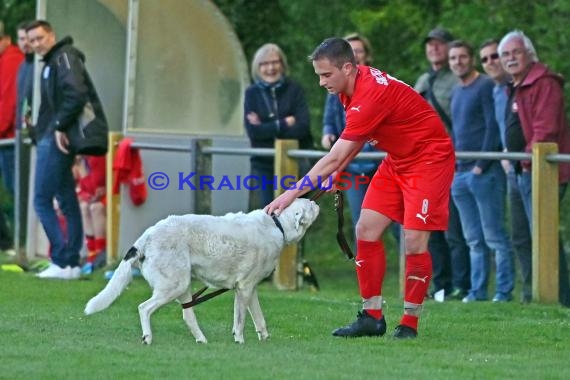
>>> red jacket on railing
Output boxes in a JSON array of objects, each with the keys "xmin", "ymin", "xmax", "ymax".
[{"xmin": 113, "ymin": 138, "xmax": 147, "ymax": 206}]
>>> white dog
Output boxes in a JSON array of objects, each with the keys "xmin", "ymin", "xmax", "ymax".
[{"xmin": 85, "ymin": 198, "xmax": 319, "ymax": 344}]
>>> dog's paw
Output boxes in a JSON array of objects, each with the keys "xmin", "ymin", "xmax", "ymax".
[
  {"xmin": 233, "ymin": 335, "xmax": 245, "ymax": 344},
  {"xmin": 195, "ymin": 337, "xmax": 208, "ymax": 344},
  {"xmin": 141, "ymin": 335, "xmax": 152, "ymax": 345},
  {"xmin": 257, "ymin": 331, "xmax": 270, "ymax": 341}
]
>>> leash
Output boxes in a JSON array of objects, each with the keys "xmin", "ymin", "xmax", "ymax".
[
  {"xmin": 310, "ymin": 189, "xmax": 354, "ymax": 261},
  {"xmin": 181, "ymin": 286, "xmax": 230, "ymax": 309},
  {"xmin": 332, "ymin": 191, "xmax": 354, "ymax": 260}
]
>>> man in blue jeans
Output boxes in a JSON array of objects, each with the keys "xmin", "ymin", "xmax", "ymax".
[
  {"xmin": 449, "ymin": 40, "xmax": 515, "ymax": 302},
  {"xmin": 27, "ymin": 20, "xmax": 90, "ymax": 279}
]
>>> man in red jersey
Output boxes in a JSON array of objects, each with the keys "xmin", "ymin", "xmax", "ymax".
[{"xmin": 265, "ymin": 37, "xmax": 454, "ymax": 339}]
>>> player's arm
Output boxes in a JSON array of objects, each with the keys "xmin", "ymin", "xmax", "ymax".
[{"xmin": 265, "ymin": 138, "xmax": 364, "ymax": 214}]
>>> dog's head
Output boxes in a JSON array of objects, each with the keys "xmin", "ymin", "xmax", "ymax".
[{"xmin": 277, "ymin": 198, "xmax": 320, "ymax": 245}]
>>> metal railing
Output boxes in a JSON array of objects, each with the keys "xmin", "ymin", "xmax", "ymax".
[{"xmin": 11, "ymin": 135, "xmax": 565, "ymax": 302}]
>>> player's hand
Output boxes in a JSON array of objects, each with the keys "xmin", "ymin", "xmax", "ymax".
[
  {"xmin": 472, "ymin": 166, "xmax": 482, "ymax": 175},
  {"xmin": 264, "ymin": 191, "xmax": 297, "ymax": 216}
]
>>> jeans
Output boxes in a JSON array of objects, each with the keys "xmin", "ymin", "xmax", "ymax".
[
  {"xmin": 452, "ymin": 163, "xmax": 515, "ymax": 299},
  {"xmin": 517, "ymin": 171, "xmax": 570, "ymax": 306},
  {"xmin": 507, "ymin": 170, "xmax": 532, "ymax": 299},
  {"xmin": 33, "ymin": 134, "xmax": 83, "ymax": 268}
]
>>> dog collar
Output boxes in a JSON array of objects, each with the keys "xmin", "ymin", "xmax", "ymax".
[{"xmin": 271, "ymin": 213, "xmax": 285, "ymax": 238}]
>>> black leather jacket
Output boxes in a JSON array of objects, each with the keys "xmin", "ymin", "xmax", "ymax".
[{"xmin": 36, "ymin": 36, "xmax": 103, "ymax": 141}]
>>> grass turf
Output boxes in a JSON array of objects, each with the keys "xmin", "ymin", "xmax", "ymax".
[{"xmin": 1, "ymin": 260, "xmax": 569, "ymax": 380}]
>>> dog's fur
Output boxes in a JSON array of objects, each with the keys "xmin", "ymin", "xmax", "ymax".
[{"xmin": 84, "ymin": 198, "xmax": 319, "ymax": 344}]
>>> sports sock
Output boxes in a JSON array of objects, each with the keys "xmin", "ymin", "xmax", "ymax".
[
  {"xmin": 356, "ymin": 240, "xmax": 386, "ymax": 319},
  {"xmin": 86, "ymin": 235, "xmax": 96, "ymax": 252},
  {"xmin": 401, "ymin": 252, "xmax": 432, "ymax": 330},
  {"xmin": 95, "ymin": 238, "xmax": 106, "ymax": 253}
]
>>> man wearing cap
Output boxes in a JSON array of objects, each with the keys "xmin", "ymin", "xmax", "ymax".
[
  {"xmin": 414, "ymin": 27, "xmax": 471, "ymax": 300},
  {"xmin": 0, "ymin": 21, "xmax": 24, "ymax": 252}
]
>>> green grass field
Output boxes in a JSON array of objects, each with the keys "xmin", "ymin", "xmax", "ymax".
[
  {"xmin": 1, "ymin": 251, "xmax": 569, "ymax": 380},
  {"xmin": 1, "ymin": 196, "xmax": 569, "ymax": 379}
]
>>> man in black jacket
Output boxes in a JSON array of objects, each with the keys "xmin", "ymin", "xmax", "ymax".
[{"xmin": 27, "ymin": 20, "xmax": 88, "ymax": 279}]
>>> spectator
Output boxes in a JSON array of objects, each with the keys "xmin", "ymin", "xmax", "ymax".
[
  {"xmin": 75, "ymin": 155, "xmax": 107, "ymax": 275},
  {"xmin": 0, "ymin": 21, "xmax": 24, "ymax": 252},
  {"xmin": 321, "ymin": 33, "xmax": 378, "ymax": 229},
  {"xmin": 499, "ymin": 30, "xmax": 570, "ymax": 307},
  {"xmin": 16, "ymin": 21, "xmax": 34, "ymax": 132},
  {"xmin": 448, "ymin": 40, "xmax": 514, "ymax": 303},
  {"xmin": 27, "ymin": 20, "xmax": 93, "ymax": 279},
  {"xmin": 14, "ymin": 20, "xmax": 35, "ymax": 253},
  {"xmin": 244, "ymin": 43, "xmax": 313, "ymax": 209},
  {"xmin": 266, "ymin": 37, "xmax": 455, "ymax": 339},
  {"xmin": 479, "ymin": 38, "xmax": 532, "ymax": 304},
  {"xmin": 415, "ymin": 27, "xmax": 471, "ymax": 299}
]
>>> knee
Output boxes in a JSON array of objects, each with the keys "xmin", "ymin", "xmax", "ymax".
[
  {"xmin": 89, "ymin": 202, "xmax": 105, "ymax": 215},
  {"xmin": 80, "ymin": 201, "xmax": 89, "ymax": 214},
  {"xmin": 404, "ymin": 231, "xmax": 430, "ymax": 254},
  {"xmin": 355, "ymin": 219, "xmax": 381, "ymax": 241}
]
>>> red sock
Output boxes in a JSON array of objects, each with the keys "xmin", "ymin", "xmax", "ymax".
[
  {"xmin": 400, "ymin": 314, "xmax": 419, "ymax": 330},
  {"xmin": 401, "ymin": 252, "xmax": 432, "ymax": 330},
  {"xmin": 95, "ymin": 238, "xmax": 106, "ymax": 253},
  {"xmin": 86, "ymin": 235, "xmax": 96, "ymax": 252},
  {"xmin": 355, "ymin": 240, "xmax": 386, "ymax": 319}
]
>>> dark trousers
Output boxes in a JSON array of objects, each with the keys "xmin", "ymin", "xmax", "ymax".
[
  {"xmin": 428, "ymin": 196, "xmax": 471, "ymax": 294},
  {"xmin": 507, "ymin": 171, "xmax": 532, "ymax": 299}
]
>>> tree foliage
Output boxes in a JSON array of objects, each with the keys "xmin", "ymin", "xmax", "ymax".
[
  {"xmin": 0, "ymin": 0, "xmax": 35, "ymax": 38},
  {"xmin": 213, "ymin": 0, "xmax": 570, "ymax": 141}
]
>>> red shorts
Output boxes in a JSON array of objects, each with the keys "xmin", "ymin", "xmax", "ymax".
[{"xmin": 361, "ymin": 156, "xmax": 454, "ymax": 231}]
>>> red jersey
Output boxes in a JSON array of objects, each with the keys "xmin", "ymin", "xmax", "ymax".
[{"xmin": 340, "ymin": 66, "xmax": 452, "ymax": 170}]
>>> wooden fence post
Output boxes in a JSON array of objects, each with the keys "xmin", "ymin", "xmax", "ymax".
[
  {"xmin": 106, "ymin": 132, "xmax": 123, "ymax": 264},
  {"xmin": 273, "ymin": 140, "xmax": 299, "ymax": 290},
  {"xmin": 532, "ymin": 142, "xmax": 559, "ymax": 303}
]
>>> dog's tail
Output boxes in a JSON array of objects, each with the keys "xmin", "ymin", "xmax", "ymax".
[{"xmin": 84, "ymin": 246, "xmax": 140, "ymax": 315}]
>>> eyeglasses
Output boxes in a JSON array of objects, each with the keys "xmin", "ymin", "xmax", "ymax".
[
  {"xmin": 259, "ymin": 59, "xmax": 281, "ymax": 67},
  {"xmin": 480, "ymin": 53, "xmax": 499, "ymax": 64}
]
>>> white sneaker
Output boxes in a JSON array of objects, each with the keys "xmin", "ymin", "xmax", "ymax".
[
  {"xmin": 67, "ymin": 266, "xmax": 81, "ymax": 280},
  {"xmin": 36, "ymin": 263, "xmax": 69, "ymax": 279}
]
